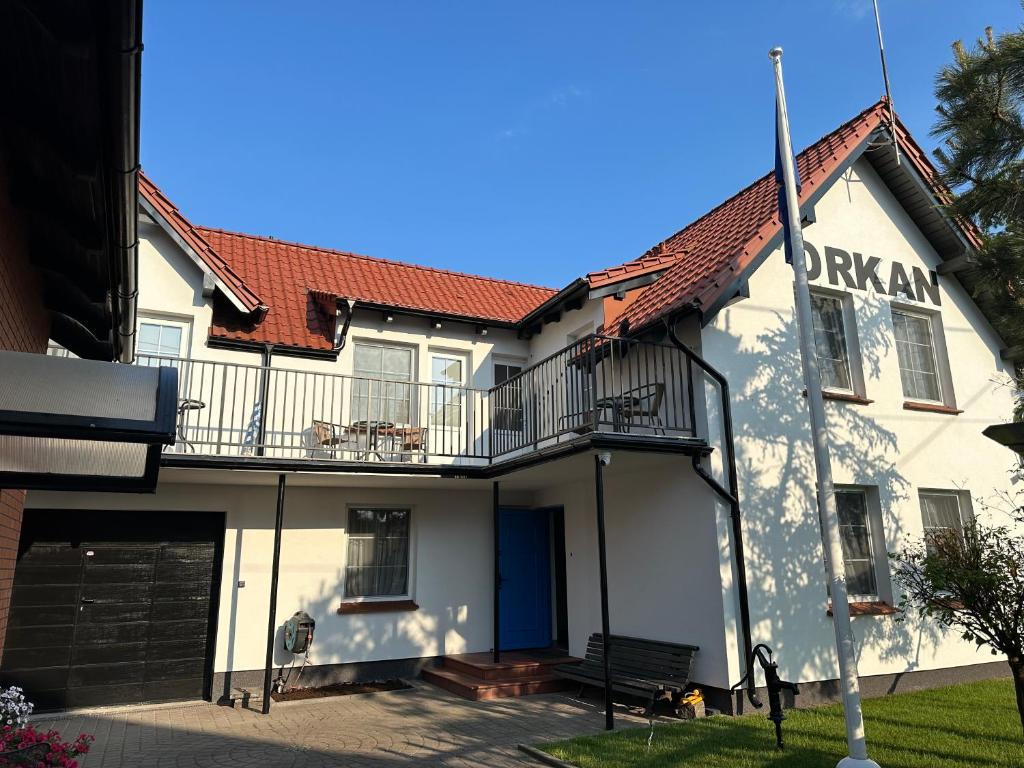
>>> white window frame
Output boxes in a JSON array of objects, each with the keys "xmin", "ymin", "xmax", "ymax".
[
  {"xmin": 136, "ymin": 313, "xmax": 192, "ymax": 362},
  {"xmin": 809, "ymin": 289, "xmax": 864, "ymax": 396},
  {"xmin": 350, "ymin": 340, "xmax": 417, "ymax": 427},
  {"xmin": 833, "ymin": 487, "xmax": 886, "ymax": 602},
  {"xmin": 428, "ymin": 348, "xmax": 469, "ymax": 429},
  {"xmin": 890, "ymin": 305, "xmax": 954, "ymax": 407},
  {"xmin": 341, "ymin": 505, "xmax": 416, "ymax": 603}
]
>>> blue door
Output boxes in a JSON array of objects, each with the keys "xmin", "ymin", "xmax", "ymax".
[{"xmin": 499, "ymin": 508, "xmax": 552, "ymax": 650}]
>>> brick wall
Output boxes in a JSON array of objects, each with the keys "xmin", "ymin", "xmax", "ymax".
[{"xmin": 0, "ymin": 149, "xmax": 50, "ymax": 659}]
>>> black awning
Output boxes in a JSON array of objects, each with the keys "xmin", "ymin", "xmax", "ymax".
[{"xmin": 0, "ymin": 351, "xmax": 177, "ymax": 492}]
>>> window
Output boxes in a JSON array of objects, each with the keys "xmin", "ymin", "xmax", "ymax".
[
  {"xmin": 891, "ymin": 309, "xmax": 942, "ymax": 402},
  {"xmin": 345, "ymin": 508, "xmax": 411, "ymax": 599},
  {"xmin": 493, "ymin": 362, "xmax": 524, "ymax": 431},
  {"xmin": 430, "ymin": 353, "xmax": 465, "ymax": 428},
  {"xmin": 811, "ymin": 293, "xmax": 854, "ymax": 392},
  {"xmin": 137, "ymin": 320, "xmax": 184, "ymax": 365},
  {"xmin": 835, "ymin": 489, "xmax": 878, "ymax": 598},
  {"xmin": 352, "ymin": 343, "xmax": 414, "ymax": 425},
  {"xmin": 919, "ymin": 491, "xmax": 970, "ymax": 553}
]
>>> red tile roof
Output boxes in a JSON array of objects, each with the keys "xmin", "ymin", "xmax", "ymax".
[
  {"xmin": 604, "ymin": 98, "xmax": 978, "ymax": 335},
  {"xmin": 142, "ymin": 98, "xmax": 978, "ymax": 353},
  {"xmin": 587, "ymin": 248, "xmax": 677, "ymax": 289},
  {"xmin": 139, "ymin": 173, "xmax": 265, "ymax": 315},
  {"xmin": 201, "ymin": 228, "xmax": 558, "ymax": 351}
]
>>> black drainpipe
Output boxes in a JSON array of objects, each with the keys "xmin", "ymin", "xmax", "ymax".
[
  {"xmin": 106, "ymin": 0, "xmax": 143, "ymax": 364},
  {"xmin": 333, "ymin": 300, "xmax": 354, "ymax": 353},
  {"xmin": 256, "ymin": 344, "xmax": 274, "ymax": 456},
  {"xmin": 665, "ymin": 319, "xmax": 758, "ymax": 709},
  {"xmin": 262, "ymin": 473, "xmax": 287, "ymax": 714}
]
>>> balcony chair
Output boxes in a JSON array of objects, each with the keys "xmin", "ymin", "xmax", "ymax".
[
  {"xmin": 620, "ymin": 382, "xmax": 666, "ymax": 434},
  {"xmin": 391, "ymin": 426, "xmax": 428, "ymax": 462},
  {"xmin": 308, "ymin": 419, "xmax": 355, "ymax": 458}
]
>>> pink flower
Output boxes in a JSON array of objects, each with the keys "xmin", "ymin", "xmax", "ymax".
[{"xmin": 0, "ymin": 723, "xmax": 93, "ymax": 767}]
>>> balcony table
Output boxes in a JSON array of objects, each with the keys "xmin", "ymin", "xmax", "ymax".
[{"xmin": 349, "ymin": 420, "xmax": 397, "ymax": 461}]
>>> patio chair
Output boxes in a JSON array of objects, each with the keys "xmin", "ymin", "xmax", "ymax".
[
  {"xmin": 391, "ymin": 426, "xmax": 428, "ymax": 462},
  {"xmin": 308, "ymin": 420, "xmax": 354, "ymax": 458},
  {"xmin": 620, "ymin": 383, "xmax": 666, "ymax": 434}
]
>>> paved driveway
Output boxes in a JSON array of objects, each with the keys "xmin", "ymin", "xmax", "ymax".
[{"xmin": 35, "ymin": 683, "xmax": 648, "ymax": 767}]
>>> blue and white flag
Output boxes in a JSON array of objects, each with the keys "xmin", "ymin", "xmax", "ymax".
[{"xmin": 775, "ymin": 99, "xmax": 802, "ymax": 264}]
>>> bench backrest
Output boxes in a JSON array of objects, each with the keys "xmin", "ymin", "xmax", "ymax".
[{"xmin": 585, "ymin": 633, "xmax": 697, "ymax": 684}]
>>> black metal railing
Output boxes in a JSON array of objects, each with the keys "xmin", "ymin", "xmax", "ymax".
[
  {"xmin": 488, "ymin": 335, "xmax": 696, "ymax": 457},
  {"xmin": 123, "ymin": 333, "xmax": 706, "ymax": 465},
  {"xmin": 138, "ymin": 354, "xmax": 491, "ymax": 463}
]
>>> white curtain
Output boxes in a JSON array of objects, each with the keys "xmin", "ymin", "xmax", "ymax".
[{"xmin": 345, "ymin": 508, "xmax": 410, "ymax": 597}]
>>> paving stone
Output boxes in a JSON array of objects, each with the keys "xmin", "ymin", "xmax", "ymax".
[{"xmin": 29, "ymin": 683, "xmax": 648, "ymax": 768}]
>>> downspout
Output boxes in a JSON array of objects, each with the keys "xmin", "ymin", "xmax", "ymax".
[
  {"xmin": 665, "ymin": 319, "xmax": 760, "ymax": 710},
  {"xmin": 333, "ymin": 299, "xmax": 355, "ymax": 352},
  {"xmin": 107, "ymin": 0, "xmax": 143, "ymax": 363},
  {"xmin": 256, "ymin": 344, "xmax": 274, "ymax": 456},
  {"xmin": 262, "ymin": 473, "xmax": 287, "ymax": 714}
]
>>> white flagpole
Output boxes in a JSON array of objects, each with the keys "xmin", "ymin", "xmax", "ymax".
[
  {"xmin": 769, "ymin": 47, "xmax": 881, "ymax": 768},
  {"xmin": 872, "ymin": 0, "xmax": 901, "ymax": 166}
]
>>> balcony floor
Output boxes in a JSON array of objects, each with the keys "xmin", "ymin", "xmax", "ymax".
[{"xmin": 161, "ymin": 432, "xmax": 711, "ymax": 479}]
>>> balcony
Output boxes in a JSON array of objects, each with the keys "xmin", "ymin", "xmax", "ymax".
[{"xmin": 123, "ymin": 335, "xmax": 710, "ymax": 471}]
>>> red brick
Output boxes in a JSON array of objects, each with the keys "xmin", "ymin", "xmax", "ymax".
[{"xmin": 0, "ymin": 148, "xmax": 50, "ymax": 660}]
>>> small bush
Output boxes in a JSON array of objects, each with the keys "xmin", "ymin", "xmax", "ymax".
[
  {"xmin": 0, "ymin": 724, "xmax": 94, "ymax": 767},
  {"xmin": 0, "ymin": 689, "xmax": 31, "ymax": 730}
]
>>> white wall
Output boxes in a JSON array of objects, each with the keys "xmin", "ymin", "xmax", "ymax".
[
  {"xmin": 533, "ymin": 453, "xmax": 730, "ymax": 689},
  {"xmin": 137, "ymin": 219, "xmax": 258, "ymax": 366},
  {"xmin": 525, "ymin": 297, "xmax": 605, "ymax": 363},
  {"xmin": 701, "ymin": 157, "xmax": 1020, "ymax": 684},
  {"xmin": 26, "ymin": 478, "xmax": 531, "ymax": 674}
]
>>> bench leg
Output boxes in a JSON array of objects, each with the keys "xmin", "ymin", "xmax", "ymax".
[{"xmin": 576, "ymin": 683, "xmax": 587, "ymax": 699}]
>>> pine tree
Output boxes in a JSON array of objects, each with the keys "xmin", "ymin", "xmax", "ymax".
[{"xmin": 933, "ymin": 22, "xmax": 1024, "ymax": 415}]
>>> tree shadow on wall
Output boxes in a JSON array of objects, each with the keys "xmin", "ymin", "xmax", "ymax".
[{"xmin": 704, "ymin": 299, "xmax": 944, "ymax": 695}]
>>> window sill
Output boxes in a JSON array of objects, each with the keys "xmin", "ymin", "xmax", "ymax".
[
  {"xmin": 337, "ymin": 599, "xmax": 419, "ymax": 615},
  {"xmin": 827, "ymin": 601, "xmax": 899, "ymax": 617},
  {"xmin": 802, "ymin": 389, "xmax": 874, "ymax": 405},
  {"xmin": 902, "ymin": 401, "xmax": 963, "ymax": 415}
]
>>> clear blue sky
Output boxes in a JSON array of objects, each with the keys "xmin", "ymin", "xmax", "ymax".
[{"xmin": 141, "ymin": 1, "xmax": 1022, "ymax": 289}]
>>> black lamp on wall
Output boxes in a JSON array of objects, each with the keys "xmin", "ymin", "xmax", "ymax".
[{"xmin": 984, "ymin": 422, "xmax": 1024, "ymax": 456}]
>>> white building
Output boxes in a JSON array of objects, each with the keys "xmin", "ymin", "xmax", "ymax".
[{"xmin": 5, "ymin": 99, "xmax": 1019, "ymax": 714}]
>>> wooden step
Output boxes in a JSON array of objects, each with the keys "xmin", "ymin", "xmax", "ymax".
[
  {"xmin": 442, "ymin": 652, "xmax": 579, "ymax": 681},
  {"xmin": 421, "ymin": 666, "xmax": 573, "ymax": 701}
]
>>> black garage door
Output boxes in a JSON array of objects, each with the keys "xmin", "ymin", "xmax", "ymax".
[{"xmin": 0, "ymin": 510, "xmax": 223, "ymax": 711}]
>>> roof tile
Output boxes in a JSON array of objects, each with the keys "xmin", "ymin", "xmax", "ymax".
[
  {"xmin": 139, "ymin": 173, "xmax": 265, "ymax": 314},
  {"xmin": 202, "ymin": 228, "xmax": 557, "ymax": 350},
  {"xmin": 605, "ymin": 98, "xmax": 973, "ymax": 334}
]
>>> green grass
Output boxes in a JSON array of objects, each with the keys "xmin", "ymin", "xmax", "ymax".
[{"xmin": 542, "ymin": 679, "xmax": 1024, "ymax": 767}]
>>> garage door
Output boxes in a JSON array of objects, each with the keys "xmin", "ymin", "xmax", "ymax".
[{"xmin": 0, "ymin": 510, "xmax": 223, "ymax": 711}]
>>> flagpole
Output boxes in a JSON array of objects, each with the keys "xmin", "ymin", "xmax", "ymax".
[{"xmin": 769, "ymin": 47, "xmax": 880, "ymax": 768}]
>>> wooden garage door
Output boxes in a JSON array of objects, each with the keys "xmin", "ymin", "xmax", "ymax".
[{"xmin": 0, "ymin": 510, "xmax": 223, "ymax": 711}]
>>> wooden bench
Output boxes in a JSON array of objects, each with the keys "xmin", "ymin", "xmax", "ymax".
[{"xmin": 555, "ymin": 633, "xmax": 698, "ymax": 715}]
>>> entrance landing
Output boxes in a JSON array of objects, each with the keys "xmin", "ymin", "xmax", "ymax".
[{"xmin": 422, "ymin": 650, "xmax": 580, "ymax": 700}]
